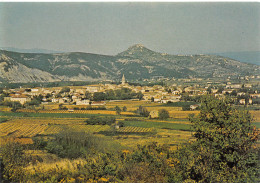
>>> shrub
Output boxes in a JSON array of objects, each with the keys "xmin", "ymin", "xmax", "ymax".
[
  {"xmin": 158, "ymin": 109, "xmax": 169, "ymax": 120},
  {"xmin": 85, "ymin": 116, "xmax": 116, "ymax": 125},
  {"xmin": 136, "ymin": 106, "xmax": 149, "ymax": 117},
  {"xmin": 115, "ymin": 106, "xmax": 121, "ymax": 115},
  {"xmin": 0, "ymin": 142, "xmax": 27, "ymax": 181}
]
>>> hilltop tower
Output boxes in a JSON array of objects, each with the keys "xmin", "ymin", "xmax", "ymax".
[{"xmin": 122, "ymin": 74, "xmax": 126, "ymax": 85}]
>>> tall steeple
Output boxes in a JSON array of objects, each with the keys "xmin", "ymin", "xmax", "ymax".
[{"xmin": 122, "ymin": 74, "xmax": 126, "ymax": 85}]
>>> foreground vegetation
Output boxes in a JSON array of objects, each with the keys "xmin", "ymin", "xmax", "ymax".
[{"xmin": 0, "ymin": 97, "xmax": 259, "ymax": 182}]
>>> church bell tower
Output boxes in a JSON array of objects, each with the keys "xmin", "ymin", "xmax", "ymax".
[{"xmin": 122, "ymin": 74, "xmax": 126, "ymax": 85}]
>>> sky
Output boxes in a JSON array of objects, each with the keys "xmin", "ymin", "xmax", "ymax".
[{"xmin": 0, "ymin": 2, "xmax": 259, "ymax": 55}]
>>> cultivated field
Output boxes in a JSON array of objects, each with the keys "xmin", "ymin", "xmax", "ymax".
[{"xmin": 1, "ymin": 101, "xmax": 259, "ymax": 150}]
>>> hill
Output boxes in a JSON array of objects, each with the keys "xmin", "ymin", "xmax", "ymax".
[
  {"xmin": 0, "ymin": 45, "xmax": 259, "ymax": 83},
  {"xmin": 208, "ymin": 51, "xmax": 260, "ymax": 65}
]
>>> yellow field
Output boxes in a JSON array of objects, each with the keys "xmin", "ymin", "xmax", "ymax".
[
  {"xmin": 0, "ymin": 115, "xmax": 191, "ymax": 150},
  {"xmin": 250, "ymin": 110, "xmax": 260, "ymax": 122},
  {"xmin": 17, "ymin": 109, "xmax": 135, "ymax": 116},
  {"xmin": 169, "ymin": 111, "xmax": 200, "ymax": 118},
  {"xmin": 2, "ymin": 108, "xmax": 258, "ymax": 150},
  {"xmin": 0, "ymin": 106, "xmax": 12, "ymax": 112}
]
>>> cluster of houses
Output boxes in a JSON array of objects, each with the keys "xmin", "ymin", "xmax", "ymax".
[{"xmin": 3, "ymin": 75, "xmax": 260, "ymax": 108}]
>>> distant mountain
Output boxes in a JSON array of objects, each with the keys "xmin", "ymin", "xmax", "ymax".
[
  {"xmin": 0, "ymin": 47, "xmax": 63, "ymax": 54},
  {"xmin": 0, "ymin": 45, "xmax": 259, "ymax": 83},
  {"xmin": 208, "ymin": 51, "xmax": 260, "ymax": 65}
]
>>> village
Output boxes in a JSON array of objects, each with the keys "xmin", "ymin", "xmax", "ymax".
[{"xmin": 2, "ymin": 74, "xmax": 260, "ymax": 113}]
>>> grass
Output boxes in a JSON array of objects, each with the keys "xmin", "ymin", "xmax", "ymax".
[
  {"xmin": 113, "ymin": 128, "xmax": 193, "ymax": 150},
  {"xmin": 123, "ymin": 120, "xmax": 192, "ymax": 131},
  {"xmin": 236, "ymin": 105, "xmax": 260, "ymax": 111},
  {"xmin": 251, "ymin": 110, "xmax": 260, "ymax": 122},
  {"xmin": 252, "ymin": 122, "xmax": 260, "ymax": 129},
  {"xmin": 0, "ymin": 117, "xmax": 8, "ymax": 123}
]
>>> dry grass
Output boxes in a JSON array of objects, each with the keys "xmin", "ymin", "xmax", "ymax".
[
  {"xmin": 0, "ymin": 137, "xmax": 33, "ymax": 146},
  {"xmin": 24, "ymin": 158, "xmax": 87, "ymax": 175},
  {"xmin": 250, "ymin": 110, "xmax": 260, "ymax": 122},
  {"xmin": 113, "ymin": 129, "xmax": 193, "ymax": 150},
  {"xmin": 169, "ymin": 111, "xmax": 199, "ymax": 119},
  {"xmin": 14, "ymin": 138, "xmax": 34, "ymax": 144},
  {"xmin": 0, "ymin": 106, "xmax": 12, "ymax": 112},
  {"xmin": 24, "ymin": 150, "xmax": 60, "ymax": 163}
]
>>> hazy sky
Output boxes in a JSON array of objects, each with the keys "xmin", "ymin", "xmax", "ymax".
[{"xmin": 0, "ymin": 2, "xmax": 259, "ymax": 55}]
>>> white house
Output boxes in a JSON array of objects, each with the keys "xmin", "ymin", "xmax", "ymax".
[
  {"xmin": 4, "ymin": 94, "xmax": 31, "ymax": 105},
  {"xmin": 76, "ymin": 99, "xmax": 90, "ymax": 105}
]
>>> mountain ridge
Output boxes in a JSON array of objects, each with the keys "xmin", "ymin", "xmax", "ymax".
[
  {"xmin": 0, "ymin": 45, "xmax": 259, "ymax": 83},
  {"xmin": 207, "ymin": 51, "xmax": 260, "ymax": 65}
]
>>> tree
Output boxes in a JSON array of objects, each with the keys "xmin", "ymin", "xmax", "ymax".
[
  {"xmin": 26, "ymin": 99, "xmax": 41, "ymax": 106},
  {"xmin": 85, "ymin": 91, "xmax": 92, "ymax": 99},
  {"xmin": 230, "ymin": 90, "xmax": 237, "ymax": 96},
  {"xmin": 217, "ymin": 86, "xmax": 224, "ymax": 94},
  {"xmin": 0, "ymin": 142, "xmax": 27, "ymax": 181},
  {"xmin": 206, "ymin": 86, "xmax": 212, "ymax": 94},
  {"xmin": 182, "ymin": 96, "xmax": 260, "ymax": 182},
  {"xmin": 122, "ymin": 106, "xmax": 127, "ymax": 112},
  {"xmin": 136, "ymin": 92, "xmax": 144, "ymax": 100},
  {"xmin": 106, "ymin": 89, "xmax": 116, "ymax": 100},
  {"xmin": 115, "ymin": 106, "xmax": 121, "ymax": 115},
  {"xmin": 10, "ymin": 102, "xmax": 22, "ymax": 112},
  {"xmin": 93, "ymin": 92, "xmax": 106, "ymax": 101},
  {"xmin": 60, "ymin": 87, "xmax": 70, "ymax": 93},
  {"xmin": 136, "ymin": 106, "xmax": 149, "ymax": 117},
  {"xmin": 158, "ymin": 109, "xmax": 169, "ymax": 120}
]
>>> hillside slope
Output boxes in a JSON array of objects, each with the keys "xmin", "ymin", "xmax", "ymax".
[{"xmin": 0, "ymin": 45, "xmax": 259, "ymax": 83}]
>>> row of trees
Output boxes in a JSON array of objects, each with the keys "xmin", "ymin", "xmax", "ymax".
[
  {"xmin": 91, "ymin": 89, "xmax": 144, "ymax": 101},
  {"xmin": 85, "ymin": 116, "xmax": 116, "ymax": 125}
]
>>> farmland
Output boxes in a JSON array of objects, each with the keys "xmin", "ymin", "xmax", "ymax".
[
  {"xmin": 0, "ymin": 115, "xmax": 192, "ymax": 150},
  {"xmin": 1, "ymin": 102, "xmax": 259, "ymax": 150},
  {"xmin": 0, "ymin": 100, "xmax": 200, "ymax": 150},
  {"xmin": 0, "ymin": 98, "xmax": 259, "ymax": 182}
]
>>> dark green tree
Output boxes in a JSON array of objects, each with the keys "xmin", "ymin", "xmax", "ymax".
[
  {"xmin": 10, "ymin": 101, "xmax": 22, "ymax": 112},
  {"xmin": 0, "ymin": 142, "xmax": 27, "ymax": 181},
  {"xmin": 93, "ymin": 92, "xmax": 106, "ymax": 101},
  {"xmin": 137, "ymin": 92, "xmax": 144, "ymax": 100},
  {"xmin": 158, "ymin": 109, "xmax": 169, "ymax": 120},
  {"xmin": 176, "ymin": 96, "xmax": 260, "ymax": 182},
  {"xmin": 115, "ymin": 106, "xmax": 121, "ymax": 115},
  {"xmin": 217, "ymin": 86, "xmax": 224, "ymax": 94},
  {"xmin": 85, "ymin": 91, "xmax": 92, "ymax": 99},
  {"xmin": 122, "ymin": 106, "xmax": 127, "ymax": 112},
  {"xmin": 60, "ymin": 87, "xmax": 70, "ymax": 93},
  {"xmin": 206, "ymin": 86, "xmax": 212, "ymax": 94},
  {"xmin": 136, "ymin": 106, "xmax": 149, "ymax": 117},
  {"xmin": 230, "ymin": 90, "xmax": 237, "ymax": 96}
]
